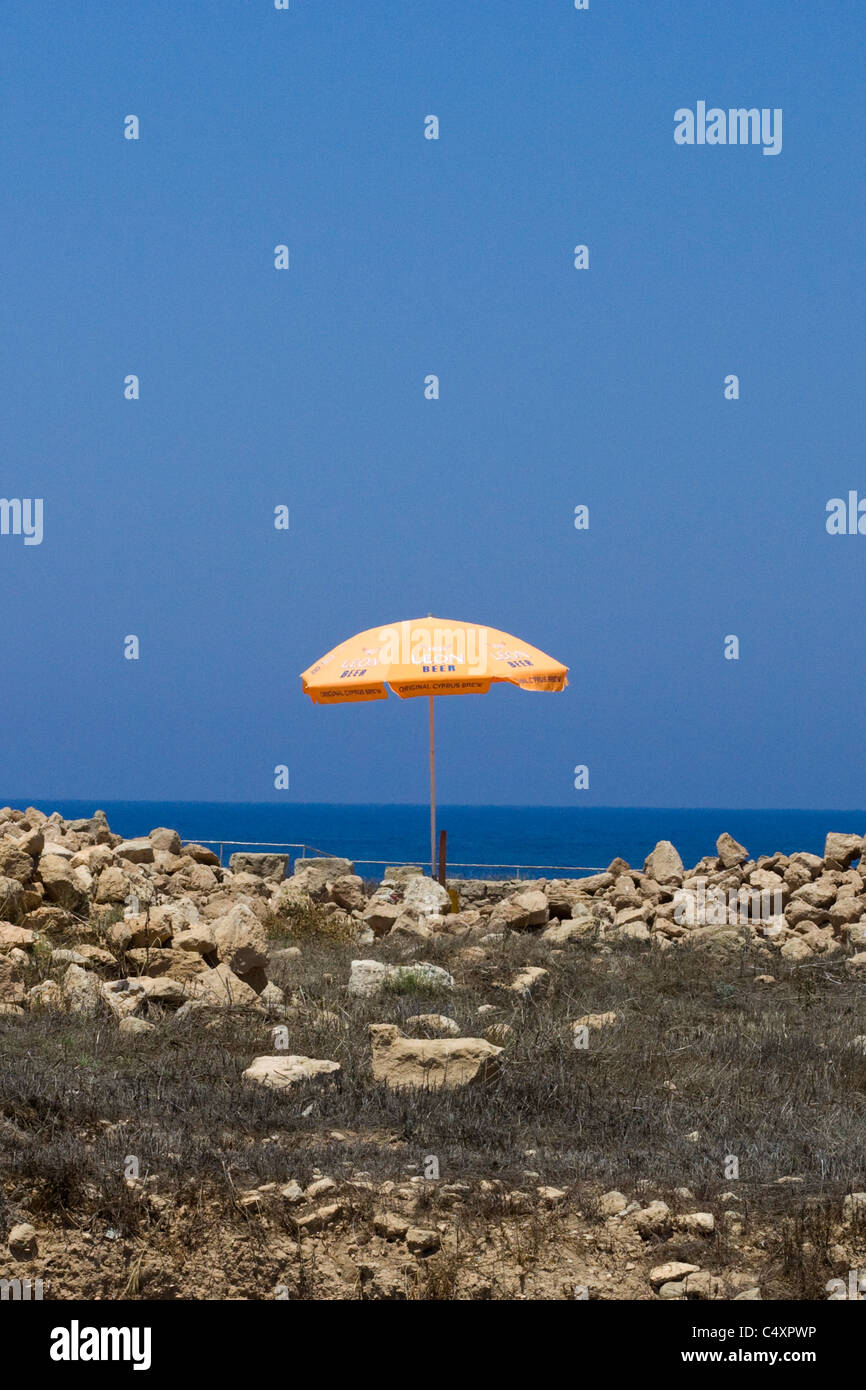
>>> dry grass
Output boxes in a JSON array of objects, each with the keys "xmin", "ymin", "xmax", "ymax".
[{"xmin": 1, "ymin": 929, "xmax": 864, "ymax": 1297}]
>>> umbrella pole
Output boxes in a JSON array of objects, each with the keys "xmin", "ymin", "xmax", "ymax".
[{"xmin": 428, "ymin": 694, "xmax": 436, "ymax": 877}]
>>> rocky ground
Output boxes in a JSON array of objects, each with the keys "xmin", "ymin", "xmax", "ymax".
[{"xmin": 1, "ymin": 806, "xmax": 865, "ymax": 1300}]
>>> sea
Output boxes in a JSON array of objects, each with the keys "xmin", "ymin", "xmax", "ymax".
[{"xmin": 16, "ymin": 803, "xmax": 866, "ymax": 880}]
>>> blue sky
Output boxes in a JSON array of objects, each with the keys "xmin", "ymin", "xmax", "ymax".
[{"xmin": 1, "ymin": 1, "xmax": 864, "ymax": 807}]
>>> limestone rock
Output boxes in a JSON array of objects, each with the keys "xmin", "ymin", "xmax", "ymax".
[
  {"xmin": 123, "ymin": 914, "xmax": 173, "ymax": 949},
  {"xmin": 62, "ymin": 963, "xmax": 101, "ymax": 1015},
  {"xmin": 293, "ymin": 1203, "xmax": 343, "ymax": 1233},
  {"xmin": 242, "ymin": 1054, "xmax": 341, "ymax": 1090},
  {"xmin": 134, "ymin": 976, "xmax": 188, "ymax": 1009},
  {"xmin": 185, "ymin": 963, "xmax": 262, "ymax": 1008},
  {"xmin": 100, "ymin": 978, "xmax": 147, "ymax": 1019},
  {"xmin": 173, "ymin": 926, "xmax": 217, "ymax": 955},
  {"xmin": 183, "ymin": 842, "xmax": 221, "ymax": 865},
  {"xmin": 27, "ymin": 979, "xmax": 64, "ymax": 1011},
  {"xmin": 0, "ymin": 839, "xmax": 36, "ymax": 884},
  {"xmin": 406, "ymin": 1013, "xmax": 461, "ymax": 1035},
  {"xmin": 780, "ymin": 936, "xmax": 813, "ymax": 962},
  {"xmin": 119, "ymin": 1015, "xmax": 156, "ymax": 1036},
  {"xmin": 211, "ymin": 903, "xmax": 269, "ymax": 976},
  {"xmin": 573, "ymin": 1011, "xmax": 617, "ymax": 1032},
  {"xmin": 634, "ymin": 1201, "xmax": 672, "ymax": 1238},
  {"xmin": 328, "ymin": 874, "xmax": 367, "ymax": 912},
  {"xmin": 488, "ymin": 889, "xmax": 548, "ymax": 932},
  {"xmin": 406, "ymin": 1227, "xmax": 440, "ymax": 1255},
  {"xmin": 116, "ymin": 838, "xmax": 156, "ymax": 865},
  {"xmin": 680, "ymin": 1211, "xmax": 715, "ymax": 1235},
  {"xmin": 0, "ymin": 923, "xmax": 35, "ymax": 950},
  {"xmin": 498, "ymin": 966, "xmax": 549, "ymax": 997},
  {"xmin": 291, "ymin": 857, "xmax": 353, "ymax": 901},
  {"xmin": 374, "ymin": 1211, "xmax": 410, "ymax": 1240},
  {"xmin": 828, "ymin": 896, "xmax": 866, "ymax": 928},
  {"xmin": 8, "ymin": 1223, "xmax": 37, "ymax": 1260},
  {"xmin": 544, "ymin": 881, "xmax": 595, "ymax": 919},
  {"xmin": 348, "ymin": 959, "xmax": 453, "ymax": 997},
  {"xmin": 650, "ymin": 1261, "xmax": 701, "ymax": 1289},
  {"xmin": 611, "ymin": 919, "xmax": 651, "ymax": 942},
  {"xmin": 401, "ymin": 876, "xmax": 451, "ymax": 921},
  {"xmin": 148, "ymin": 826, "xmax": 182, "ymax": 854},
  {"xmin": 716, "ymin": 832, "xmax": 749, "ymax": 869},
  {"xmin": 573, "ymin": 872, "xmax": 613, "ymax": 893},
  {"xmin": 643, "ymin": 841, "xmax": 684, "ymax": 885},
  {"xmin": 94, "ymin": 866, "xmax": 130, "ymax": 904},
  {"xmin": 824, "ymin": 832, "xmax": 863, "ymax": 869},
  {"xmin": 348, "ymin": 959, "xmax": 389, "ymax": 998},
  {"xmin": 360, "ymin": 902, "xmax": 402, "ymax": 937},
  {"xmin": 385, "ymin": 962, "xmax": 454, "ymax": 993},
  {"xmin": 228, "ymin": 851, "xmax": 288, "ymax": 883},
  {"xmin": 39, "ymin": 854, "xmax": 88, "ymax": 911},
  {"xmin": 125, "ymin": 948, "xmax": 209, "ymax": 982},
  {"xmin": 542, "ymin": 918, "xmax": 595, "ymax": 944},
  {"xmin": 369, "ymin": 1023, "xmax": 502, "ymax": 1090}
]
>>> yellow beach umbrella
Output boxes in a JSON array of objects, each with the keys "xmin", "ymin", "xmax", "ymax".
[{"xmin": 300, "ymin": 616, "xmax": 568, "ymax": 875}]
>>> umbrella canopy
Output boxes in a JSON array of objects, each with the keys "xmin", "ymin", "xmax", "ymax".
[
  {"xmin": 300, "ymin": 616, "xmax": 568, "ymax": 703},
  {"xmin": 300, "ymin": 616, "xmax": 568, "ymax": 874}
]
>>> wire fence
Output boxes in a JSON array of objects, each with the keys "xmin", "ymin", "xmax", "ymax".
[{"xmin": 186, "ymin": 838, "xmax": 605, "ymax": 879}]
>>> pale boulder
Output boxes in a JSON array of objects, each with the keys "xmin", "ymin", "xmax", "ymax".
[
  {"xmin": 62, "ymin": 963, "xmax": 101, "ymax": 1015},
  {"xmin": 182, "ymin": 843, "xmax": 220, "ymax": 865},
  {"xmin": 0, "ymin": 923, "xmax": 35, "ymax": 950},
  {"xmin": 348, "ymin": 959, "xmax": 453, "ymax": 998},
  {"xmin": 148, "ymin": 827, "xmax": 182, "ymax": 855},
  {"xmin": 369, "ymin": 1023, "xmax": 502, "ymax": 1090},
  {"xmin": 8, "ymin": 1223, "xmax": 37, "ymax": 1260},
  {"xmin": 780, "ymin": 937, "xmax": 813, "ymax": 962},
  {"xmin": 573, "ymin": 1011, "xmax": 617, "ymax": 1032},
  {"xmin": 0, "ymin": 839, "xmax": 36, "ymax": 884},
  {"xmin": 360, "ymin": 901, "xmax": 402, "ymax": 937},
  {"xmin": 643, "ymin": 841, "xmax": 684, "ymax": 885},
  {"xmin": 173, "ymin": 926, "xmax": 217, "ymax": 955},
  {"xmin": 100, "ymin": 978, "xmax": 147, "ymax": 1020},
  {"xmin": 291, "ymin": 857, "xmax": 353, "ymax": 901},
  {"xmin": 39, "ymin": 854, "xmax": 88, "ymax": 911},
  {"xmin": 125, "ymin": 948, "xmax": 209, "ymax": 982},
  {"xmin": 328, "ymin": 874, "xmax": 367, "ymax": 912},
  {"xmin": 497, "ymin": 966, "xmax": 549, "ymax": 998},
  {"xmin": 542, "ymin": 917, "xmax": 596, "ymax": 944},
  {"xmin": 716, "ymin": 832, "xmax": 749, "ymax": 869},
  {"xmin": 0, "ymin": 956, "xmax": 25, "ymax": 1011},
  {"xmin": 401, "ymin": 876, "xmax": 450, "ymax": 921},
  {"xmin": 488, "ymin": 889, "xmax": 548, "ymax": 932},
  {"xmin": 406, "ymin": 1013, "xmax": 461, "ymax": 1036},
  {"xmin": 116, "ymin": 838, "xmax": 156, "ymax": 865},
  {"xmin": 94, "ymin": 866, "xmax": 129, "ymax": 904},
  {"xmin": 228, "ymin": 851, "xmax": 288, "ymax": 883},
  {"xmin": 650, "ymin": 1262, "xmax": 701, "ymax": 1289},
  {"xmin": 242, "ymin": 1055, "xmax": 341, "ymax": 1090},
  {"xmin": 348, "ymin": 959, "xmax": 388, "ymax": 998},
  {"xmin": 27, "ymin": 979, "xmax": 64, "ymax": 1011},
  {"xmin": 119, "ymin": 1015, "xmax": 156, "ymax": 1037},
  {"xmin": 823, "ymin": 832, "xmax": 863, "ymax": 869},
  {"xmin": 211, "ymin": 903, "xmax": 269, "ymax": 977},
  {"xmin": 185, "ymin": 962, "xmax": 262, "ymax": 1008}
]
